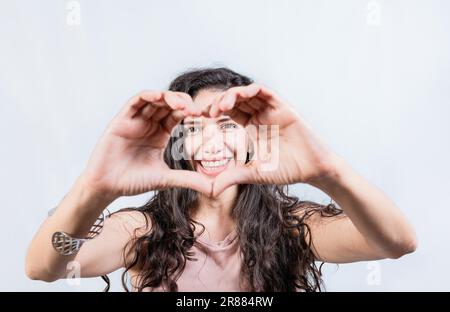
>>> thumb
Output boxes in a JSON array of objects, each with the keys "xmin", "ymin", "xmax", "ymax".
[
  {"xmin": 213, "ymin": 167, "xmax": 253, "ymax": 197},
  {"xmin": 164, "ymin": 169, "xmax": 213, "ymax": 195}
]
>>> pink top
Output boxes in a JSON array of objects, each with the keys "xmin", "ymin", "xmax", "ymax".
[
  {"xmin": 141, "ymin": 228, "xmax": 246, "ymax": 292},
  {"xmin": 104, "ymin": 212, "xmax": 304, "ymax": 292}
]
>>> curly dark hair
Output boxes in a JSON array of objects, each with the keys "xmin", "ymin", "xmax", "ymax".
[{"xmin": 102, "ymin": 67, "xmax": 344, "ymax": 292}]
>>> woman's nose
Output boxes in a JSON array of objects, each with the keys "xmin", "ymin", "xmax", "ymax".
[
  {"xmin": 202, "ymin": 125, "xmax": 225, "ymax": 156},
  {"xmin": 204, "ymin": 140, "xmax": 224, "ymax": 155}
]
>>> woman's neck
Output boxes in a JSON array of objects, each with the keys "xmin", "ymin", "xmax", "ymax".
[{"xmin": 191, "ymin": 185, "xmax": 238, "ymax": 241}]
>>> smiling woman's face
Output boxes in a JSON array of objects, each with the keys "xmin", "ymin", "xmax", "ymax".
[{"xmin": 182, "ymin": 89, "xmax": 249, "ymax": 177}]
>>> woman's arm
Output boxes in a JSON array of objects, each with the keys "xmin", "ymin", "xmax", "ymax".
[
  {"xmin": 305, "ymin": 155, "xmax": 418, "ymax": 263},
  {"xmin": 206, "ymin": 84, "xmax": 418, "ymax": 263},
  {"xmin": 25, "ymin": 175, "xmax": 116, "ymax": 281},
  {"xmin": 26, "ymin": 173, "xmax": 149, "ymax": 281},
  {"xmin": 26, "ymin": 90, "xmax": 208, "ymax": 282}
]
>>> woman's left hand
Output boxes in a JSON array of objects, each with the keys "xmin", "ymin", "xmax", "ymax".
[{"xmin": 208, "ymin": 83, "xmax": 342, "ymax": 196}]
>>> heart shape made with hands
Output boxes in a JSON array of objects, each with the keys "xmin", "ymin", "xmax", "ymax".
[{"xmin": 85, "ymin": 84, "xmax": 335, "ymax": 200}]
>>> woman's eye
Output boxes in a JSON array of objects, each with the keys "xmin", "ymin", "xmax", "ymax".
[
  {"xmin": 221, "ymin": 123, "xmax": 238, "ymax": 131},
  {"xmin": 186, "ymin": 126, "xmax": 200, "ymax": 135}
]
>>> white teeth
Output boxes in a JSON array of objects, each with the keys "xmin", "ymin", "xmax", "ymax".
[{"xmin": 200, "ymin": 159, "xmax": 230, "ymax": 170}]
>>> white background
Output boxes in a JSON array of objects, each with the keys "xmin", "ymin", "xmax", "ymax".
[{"xmin": 0, "ymin": 0, "xmax": 449, "ymax": 291}]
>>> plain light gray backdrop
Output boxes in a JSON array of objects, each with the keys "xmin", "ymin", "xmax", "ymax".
[{"xmin": 0, "ymin": 0, "xmax": 448, "ymax": 291}]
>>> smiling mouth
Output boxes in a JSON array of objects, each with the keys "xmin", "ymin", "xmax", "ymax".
[{"xmin": 196, "ymin": 158, "xmax": 232, "ymax": 176}]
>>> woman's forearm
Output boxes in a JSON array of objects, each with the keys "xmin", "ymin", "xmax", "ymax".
[
  {"xmin": 25, "ymin": 174, "xmax": 116, "ymax": 281},
  {"xmin": 310, "ymin": 154, "xmax": 418, "ymax": 258}
]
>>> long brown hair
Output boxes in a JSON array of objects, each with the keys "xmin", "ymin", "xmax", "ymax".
[{"xmin": 103, "ymin": 67, "xmax": 344, "ymax": 291}]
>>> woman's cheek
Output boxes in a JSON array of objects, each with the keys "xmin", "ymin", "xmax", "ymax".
[
  {"xmin": 225, "ymin": 129, "xmax": 248, "ymax": 162},
  {"xmin": 183, "ymin": 135, "xmax": 202, "ymax": 161}
]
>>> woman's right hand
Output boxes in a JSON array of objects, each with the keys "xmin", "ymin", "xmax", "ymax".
[{"xmin": 81, "ymin": 90, "xmax": 213, "ymax": 199}]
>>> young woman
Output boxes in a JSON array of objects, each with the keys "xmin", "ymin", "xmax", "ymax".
[{"xmin": 26, "ymin": 67, "xmax": 417, "ymax": 292}]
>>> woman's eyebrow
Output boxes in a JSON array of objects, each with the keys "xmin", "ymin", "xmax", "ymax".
[
  {"xmin": 216, "ymin": 116, "xmax": 232, "ymax": 123},
  {"xmin": 183, "ymin": 119, "xmax": 202, "ymax": 126}
]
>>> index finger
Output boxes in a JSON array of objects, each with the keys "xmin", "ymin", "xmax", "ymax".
[
  {"xmin": 120, "ymin": 90, "xmax": 164, "ymax": 119},
  {"xmin": 209, "ymin": 84, "xmax": 279, "ymax": 118},
  {"xmin": 162, "ymin": 91, "xmax": 202, "ymax": 116}
]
